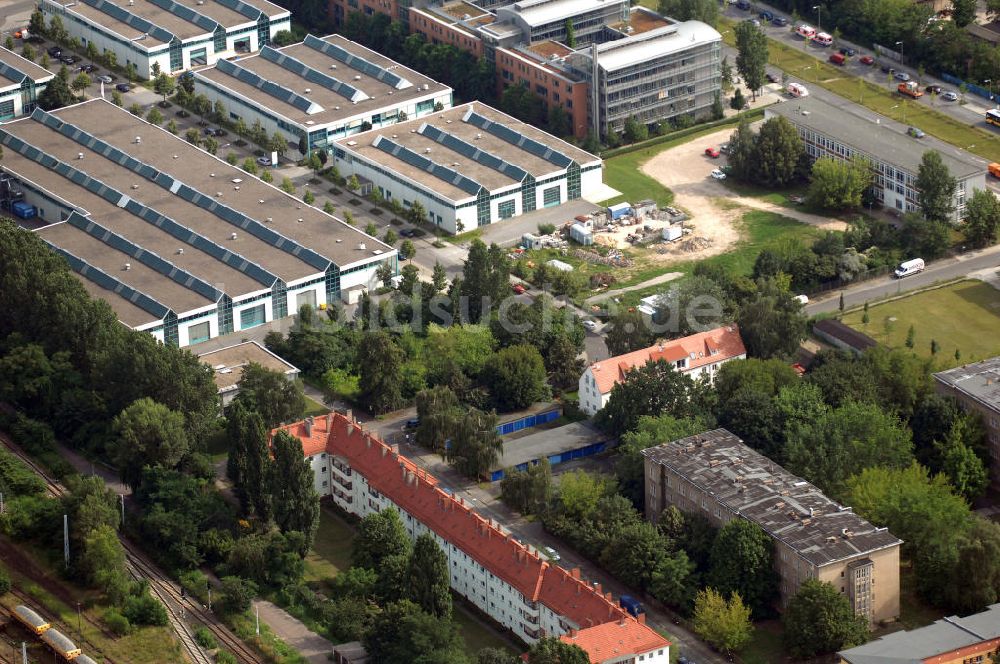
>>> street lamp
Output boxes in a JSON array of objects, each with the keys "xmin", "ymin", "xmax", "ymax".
[
  {"xmin": 895, "ymin": 40, "xmax": 904, "ymax": 66},
  {"xmin": 812, "ymin": 5, "xmax": 822, "ymax": 31},
  {"xmin": 985, "ymin": 79, "xmax": 994, "ymax": 105}
]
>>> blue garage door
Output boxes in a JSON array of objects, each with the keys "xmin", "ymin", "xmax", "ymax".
[
  {"xmin": 239, "ymin": 304, "xmax": 265, "ymax": 329},
  {"xmin": 542, "ymin": 186, "xmax": 561, "ymax": 208}
]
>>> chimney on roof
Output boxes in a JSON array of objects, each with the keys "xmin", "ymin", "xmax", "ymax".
[
  {"xmin": 593, "ymin": 582, "xmax": 602, "ymax": 594},
  {"xmin": 326, "ymin": 412, "xmax": 333, "ymax": 430},
  {"xmin": 304, "ymin": 417, "xmax": 313, "ymax": 437},
  {"xmin": 638, "ymin": 613, "xmax": 646, "ymax": 625}
]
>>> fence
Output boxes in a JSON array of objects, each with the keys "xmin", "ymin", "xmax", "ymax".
[
  {"xmin": 803, "ymin": 265, "xmax": 894, "ymax": 297},
  {"xmin": 939, "ymin": 73, "xmax": 993, "ymax": 103}
]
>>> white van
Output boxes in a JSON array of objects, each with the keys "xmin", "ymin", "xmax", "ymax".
[
  {"xmin": 796, "ymin": 24, "xmax": 816, "ymax": 39},
  {"xmin": 894, "ymin": 258, "xmax": 925, "ymax": 278},
  {"xmin": 786, "ymin": 82, "xmax": 810, "ymax": 98},
  {"xmin": 812, "ymin": 32, "xmax": 833, "ymax": 46},
  {"xmin": 793, "ymin": 294, "xmax": 809, "ymax": 305}
]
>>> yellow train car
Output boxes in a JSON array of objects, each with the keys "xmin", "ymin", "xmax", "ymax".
[
  {"xmin": 40, "ymin": 627, "xmax": 82, "ymax": 660},
  {"xmin": 12, "ymin": 605, "xmax": 51, "ymax": 635},
  {"xmin": 75, "ymin": 654, "xmax": 99, "ymax": 664}
]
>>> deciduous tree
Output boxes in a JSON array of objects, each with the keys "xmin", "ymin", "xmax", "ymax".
[
  {"xmin": 112, "ymin": 398, "xmax": 189, "ymax": 490},
  {"xmin": 736, "ymin": 278, "xmax": 808, "ymax": 359},
  {"xmin": 526, "ymin": 637, "xmax": 590, "ymax": 664},
  {"xmin": 963, "ymin": 188, "xmax": 1000, "ymax": 247},
  {"xmin": 482, "ymin": 344, "xmax": 547, "ymax": 411},
  {"xmin": 364, "ymin": 600, "xmax": 469, "ymax": 664},
  {"xmin": 807, "ymin": 156, "xmax": 872, "ymax": 210},
  {"xmin": 500, "ymin": 459, "xmax": 552, "ymax": 515},
  {"xmin": 446, "ymin": 408, "xmax": 502, "ymax": 478},
  {"xmin": 357, "ymin": 330, "xmax": 403, "ymax": 414},
  {"xmin": 753, "ymin": 116, "xmax": 804, "ymax": 187},
  {"xmin": 916, "ymin": 150, "xmax": 957, "ymax": 223},
  {"xmin": 783, "ymin": 579, "xmax": 869, "ymax": 657},
  {"xmin": 269, "ymin": 430, "xmax": 320, "ymax": 551},
  {"xmin": 407, "ymin": 533, "xmax": 452, "ymax": 618},
  {"xmin": 353, "ymin": 508, "xmax": 411, "ymax": 570},
  {"xmin": 234, "ymin": 362, "xmax": 305, "ymax": 428},
  {"xmin": 735, "ymin": 20, "xmax": 768, "ymax": 99},
  {"xmin": 596, "ymin": 359, "xmax": 703, "ymax": 436},
  {"xmin": 708, "ymin": 519, "xmax": 778, "ymax": 618},
  {"xmin": 604, "ymin": 308, "xmax": 655, "ymax": 356}
]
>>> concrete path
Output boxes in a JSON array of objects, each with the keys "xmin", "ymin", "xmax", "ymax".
[
  {"xmin": 252, "ymin": 600, "xmax": 334, "ymax": 664},
  {"xmin": 584, "ymin": 271, "xmax": 684, "ymax": 305}
]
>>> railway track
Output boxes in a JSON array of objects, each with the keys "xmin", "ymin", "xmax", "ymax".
[{"xmin": 1, "ymin": 434, "xmax": 265, "ymax": 664}]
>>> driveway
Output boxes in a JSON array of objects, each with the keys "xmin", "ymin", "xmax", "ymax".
[{"xmin": 252, "ymin": 601, "xmax": 334, "ymax": 664}]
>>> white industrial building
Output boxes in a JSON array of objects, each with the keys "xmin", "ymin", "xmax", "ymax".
[
  {"xmin": 332, "ymin": 101, "xmax": 603, "ymax": 234},
  {"xmin": 39, "ymin": 0, "xmax": 290, "ymax": 79},
  {"xmin": 276, "ymin": 412, "xmax": 671, "ymax": 664},
  {"xmin": 767, "ymin": 97, "xmax": 986, "ymax": 222},
  {"xmin": 193, "ymin": 34, "xmax": 453, "ymax": 156},
  {"xmin": 0, "ymin": 99, "xmax": 393, "ymax": 348},
  {"xmin": 0, "ymin": 47, "xmax": 53, "ymax": 122}
]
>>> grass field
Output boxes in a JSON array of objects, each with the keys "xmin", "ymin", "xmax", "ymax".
[
  {"xmin": 841, "ymin": 279, "xmax": 1000, "ymax": 368},
  {"xmin": 718, "ymin": 19, "xmax": 1000, "ymax": 163},
  {"xmin": 739, "ymin": 620, "xmax": 787, "ymax": 664}
]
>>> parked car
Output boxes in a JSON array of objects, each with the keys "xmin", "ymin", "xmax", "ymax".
[
  {"xmin": 736, "ymin": 0, "xmax": 750, "ymax": 9},
  {"xmin": 860, "ymin": 55, "xmax": 874, "ymax": 65},
  {"xmin": 894, "ymin": 71, "xmax": 911, "ymax": 81},
  {"xmin": 542, "ymin": 547, "xmax": 561, "ymax": 561},
  {"xmin": 582, "ymin": 320, "xmax": 597, "ymax": 331},
  {"xmin": 907, "ymin": 126, "xmax": 926, "ymax": 138},
  {"xmin": 82, "ymin": 64, "xmax": 98, "ymax": 73},
  {"xmin": 720, "ymin": 142, "xmax": 730, "ymax": 153},
  {"xmin": 925, "ymin": 85, "xmax": 942, "ymax": 94},
  {"xmin": 894, "ymin": 258, "xmax": 925, "ymax": 278},
  {"xmin": 115, "ymin": 83, "xmax": 131, "ymax": 93},
  {"xmin": 203, "ymin": 127, "xmax": 216, "ymax": 135},
  {"xmin": 47, "ymin": 46, "xmax": 62, "ymax": 57},
  {"xmin": 96, "ymin": 75, "xmax": 113, "ymax": 84},
  {"xmin": 839, "ymin": 47, "xmax": 856, "ymax": 56},
  {"xmin": 711, "ymin": 168, "xmax": 727, "ymax": 180},
  {"xmin": 941, "ymin": 90, "xmax": 958, "ymax": 101},
  {"xmin": 511, "ymin": 283, "xmax": 526, "ymax": 295},
  {"xmin": 256, "ymin": 156, "xmax": 272, "ymax": 166},
  {"xmin": 881, "ymin": 63, "xmax": 893, "ymax": 73},
  {"xmin": 60, "ymin": 55, "xmax": 78, "ymax": 64},
  {"xmin": 767, "ymin": 72, "xmax": 781, "ymax": 83},
  {"xmin": 403, "ymin": 418, "xmax": 420, "ymax": 430},
  {"xmin": 398, "ymin": 228, "xmax": 415, "ymax": 237},
  {"xmin": 772, "ymin": 16, "xmax": 788, "ymax": 26},
  {"xmin": 759, "ymin": 10, "xmax": 773, "ymax": 21},
  {"xmin": 704, "ymin": 146, "xmax": 720, "ymax": 158}
]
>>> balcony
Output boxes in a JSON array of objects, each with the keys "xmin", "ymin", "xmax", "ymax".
[
  {"xmin": 522, "ymin": 625, "xmax": 540, "ymax": 640},
  {"xmin": 521, "ymin": 612, "xmax": 539, "ymax": 625}
]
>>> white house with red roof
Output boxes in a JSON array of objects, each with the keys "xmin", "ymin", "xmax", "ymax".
[
  {"xmin": 273, "ymin": 412, "xmax": 670, "ymax": 663},
  {"xmin": 579, "ymin": 325, "xmax": 746, "ymax": 416}
]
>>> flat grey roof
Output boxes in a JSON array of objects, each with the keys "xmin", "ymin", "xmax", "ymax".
[
  {"xmin": 0, "ymin": 46, "xmax": 54, "ymax": 89},
  {"xmin": 642, "ymin": 429, "xmax": 902, "ymax": 567},
  {"xmin": 934, "ymin": 356, "xmax": 1000, "ymax": 410},
  {"xmin": 337, "ymin": 101, "xmax": 601, "ymax": 202},
  {"xmin": 58, "ymin": 0, "xmax": 288, "ymax": 47},
  {"xmin": 839, "ymin": 603, "xmax": 1000, "ymax": 663},
  {"xmin": 768, "ymin": 96, "xmax": 983, "ymax": 180},
  {"xmin": 195, "ymin": 34, "xmax": 450, "ymax": 130},
  {"xmin": 502, "ymin": 0, "xmax": 621, "ymax": 27},
  {"xmin": 199, "ymin": 340, "xmax": 298, "ymax": 392},
  {"xmin": 594, "ymin": 21, "xmax": 720, "ymax": 72},
  {"xmin": 497, "ymin": 421, "xmax": 606, "ymax": 469},
  {"xmin": 0, "ymin": 100, "xmax": 391, "ymax": 327}
]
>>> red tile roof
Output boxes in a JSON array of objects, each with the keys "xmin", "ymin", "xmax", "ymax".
[
  {"xmin": 275, "ymin": 413, "xmax": 668, "ymax": 658},
  {"xmin": 560, "ymin": 619, "xmax": 671, "ymax": 663},
  {"xmin": 587, "ymin": 325, "xmax": 746, "ymax": 395}
]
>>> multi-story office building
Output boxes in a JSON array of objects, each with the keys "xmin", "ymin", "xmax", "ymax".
[
  {"xmin": 494, "ymin": 0, "xmax": 629, "ymax": 46},
  {"xmin": 566, "ymin": 18, "xmax": 722, "ymax": 135},
  {"xmin": 332, "ymin": 101, "xmax": 603, "ymax": 233},
  {"xmin": 578, "ymin": 326, "xmax": 745, "ymax": 416},
  {"xmin": 767, "ymin": 97, "xmax": 985, "ymax": 222},
  {"xmin": 642, "ymin": 429, "xmax": 902, "ymax": 625},
  {"xmin": 934, "ymin": 357, "xmax": 1000, "ymax": 489},
  {"xmin": 494, "ymin": 40, "xmax": 589, "ymax": 137},
  {"xmin": 0, "ymin": 99, "xmax": 393, "ymax": 347},
  {"xmin": 0, "ymin": 47, "xmax": 53, "ymax": 122},
  {"xmin": 278, "ymin": 411, "xmax": 672, "ymax": 663},
  {"xmin": 39, "ymin": 0, "xmax": 290, "ymax": 79},
  {"xmin": 194, "ymin": 34, "xmax": 453, "ymax": 155}
]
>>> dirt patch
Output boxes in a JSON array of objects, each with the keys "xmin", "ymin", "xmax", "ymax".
[{"xmin": 639, "ymin": 127, "xmax": 848, "ymax": 263}]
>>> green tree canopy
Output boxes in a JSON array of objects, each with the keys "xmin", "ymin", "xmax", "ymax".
[
  {"xmin": 269, "ymin": 430, "xmax": 320, "ymax": 551},
  {"xmin": 446, "ymin": 408, "xmax": 502, "ymax": 478},
  {"xmin": 604, "ymin": 308, "xmax": 655, "ymax": 356},
  {"xmin": 962, "ymin": 188, "xmax": 1000, "ymax": 248},
  {"xmin": 357, "ymin": 330, "xmax": 403, "ymax": 414},
  {"xmin": 112, "ymin": 397, "xmax": 189, "ymax": 490},
  {"xmin": 692, "ymin": 588, "xmax": 753, "ymax": 654},
  {"xmin": 916, "ymin": 150, "xmax": 957, "ymax": 223},
  {"xmin": 526, "ymin": 637, "xmax": 590, "ymax": 664},
  {"xmin": 783, "ymin": 579, "xmax": 870, "ymax": 658},
  {"xmin": 807, "ymin": 156, "xmax": 873, "ymax": 210},
  {"xmin": 708, "ymin": 519, "xmax": 779, "ymax": 618},
  {"xmin": 500, "ymin": 458, "xmax": 552, "ymax": 515},
  {"xmin": 736, "ymin": 278, "xmax": 808, "ymax": 359},
  {"xmin": 233, "ymin": 362, "xmax": 305, "ymax": 428},
  {"xmin": 734, "ymin": 20, "xmax": 768, "ymax": 99},
  {"xmin": 753, "ymin": 116, "xmax": 804, "ymax": 187},
  {"xmin": 364, "ymin": 600, "xmax": 469, "ymax": 664},
  {"xmin": 407, "ymin": 533, "xmax": 452, "ymax": 618},
  {"xmin": 353, "ymin": 508, "xmax": 411, "ymax": 571},
  {"xmin": 482, "ymin": 344, "xmax": 547, "ymax": 412},
  {"xmin": 596, "ymin": 359, "xmax": 704, "ymax": 436}
]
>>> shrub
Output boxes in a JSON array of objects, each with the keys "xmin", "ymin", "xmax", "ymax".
[
  {"xmin": 218, "ymin": 576, "xmax": 257, "ymax": 615},
  {"xmin": 179, "ymin": 569, "xmax": 209, "ymax": 603},
  {"xmin": 104, "ymin": 609, "xmax": 133, "ymax": 636},
  {"xmin": 123, "ymin": 591, "xmax": 169, "ymax": 626},
  {"xmin": 194, "ymin": 626, "xmax": 218, "ymax": 649},
  {"xmin": 538, "ymin": 223, "xmax": 556, "ymax": 235},
  {"xmin": 0, "ymin": 564, "xmax": 10, "ymax": 595},
  {"xmin": 215, "ymin": 651, "xmax": 237, "ymax": 664}
]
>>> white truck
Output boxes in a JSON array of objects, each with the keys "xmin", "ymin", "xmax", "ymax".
[{"xmin": 894, "ymin": 258, "xmax": 925, "ymax": 278}]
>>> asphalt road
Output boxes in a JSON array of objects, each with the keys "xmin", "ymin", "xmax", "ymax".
[
  {"xmin": 806, "ymin": 243, "xmax": 1000, "ymax": 315},
  {"xmin": 722, "ymin": 2, "xmax": 996, "ymax": 128}
]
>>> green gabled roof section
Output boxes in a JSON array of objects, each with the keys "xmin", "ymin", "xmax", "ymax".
[
  {"xmin": 462, "ymin": 108, "xmax": 573, "ymax": 169},
  {"xmin": 0, "ymin": 59, "xmax": 27, "ymax": 85},
  {"xmin": 78, "ymin": 0, "xmax": 176, "ymax": 44},
  {"xmin": 259, "ymin": 45, "xmax": 368, "ymax": 103},
  {"xmin": 66, "ymin": 213, "xmax": 223, "ymax": 302},
  {"xmin": 418, "ymin": 122, "xmax": 528, "ymax": 183},
  {"xmin": 216, "ymin": 57, "xmax": 324, "ymax": 114},
  {"xmin": 47, "ymin": 225, "xmax": 172, "ymax": 322},
  {"xmin": 303, "ymin": 34, "xmax": 411, "ymax": 90},
  {"xmin": 372, "ymin": 135, "xmax": 482, "ymax": 196},
  {"xmin": 146, "ymin": 0, "xmax": 219, "ymax": 33}
]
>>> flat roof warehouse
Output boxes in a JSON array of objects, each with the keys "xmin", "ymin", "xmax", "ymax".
[
  {"xmin": 0, "ymin": 100, "xmax": 392, "ymax": 330},
  {"xmin": 195, "ymin": 34, "xmax": 451, "ymax": 131},
  {"xmin": 53, "ymin": 0, "xmax": 289, "ymax": 49},
  {"xmin": 336, "ymin": 102, "xmax": 601, "ymax": 203}
]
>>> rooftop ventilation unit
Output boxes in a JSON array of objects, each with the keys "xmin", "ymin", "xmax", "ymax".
[
  {"xmin": 230, "ymin": 232, "xmax": 238, "ymax": 240},
  {"xmin": 392, "ymin": 134, "xmax": 397, "ymax": 138},
  {"xmin": 304, "ymin": 88, "xmax": 312, "ymax": 93},
  {"xmin": 258, "ymin": 199, "xmax": 264, "ymax": 204},
  {"xmin": 265, "ymin": 216, "xmax": 273, "ymax": 222},
  {"xmin": 232, "ymin": 178, "xmax": 242, "ymax": 183},
  {"xmin": 216, "ymin": 191, "xmax": 223, "ymax": 197},
  {"xmin": 134, "ymin": 136, "xmax": 141, "ymax": 144},
  {"xmin": 173, "ymin": 154, "xmax": 179, "ymax": 159},
  {"xmin": 177, "ymin": 248, "xmax": 184, "ymax": 254},
  {"xmin": 297, "ymin": 218, "xmax": 304, "ymax": 222},
  {"xmin": 354, "ymin": 75, "xmax": 361, "ymax": 81},
  {"xmin": 425, "ymin": 148, "xmax": 431, "ymax": 153},
  {"xmin": 131, "ymin": 184, "xmax": 139, "ymax": 189},
  {"xmin": 330, "ymin": 64, "xmax": 337, "ymax": 69},
  {"xmin": 233, "ymin": 186, "xmax": 240, "ymax": 191},
  {"xmin": 124, "ymin": 262, "xmax": 131, "ymax": 270},
  {"xmin": 210, "ymin": 173, "xmax": 216, "ymax": 177},
  {"xmin": 77, "ymin": 152, "xmax": 84, "ymax": 159},
  {"xmin": 373, "ymin": 249, "xmax": 383, "ymax": 255},
  {"xmin": 357, "ymin": 242, "xmax": 366, "ymax": 250}
]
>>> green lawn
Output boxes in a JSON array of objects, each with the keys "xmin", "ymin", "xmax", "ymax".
[
  {"xmin": 305, "ymin": 507, "xmax": 356, "ymax": 584},
  {"xmin": 302, "ymin": 395, "xmax": 330, "ymax": 418},
  {"xmin": 738, "ymin": 620, "xmax": 787, "ymax": 664},
  {"xmin": 719, "ymin": 19, "xmax": 1000, "ymax": 163},
  {"xmin": 841, "ymin": 279, "xmax": 1000, "ymax": 368},
  {"xmin": 618, "ymin": 209, "xmax": 826, "ymax": 307},
  {"xmin": 452, "ymin": 602, "xmax": 521, "ymax": 654}
]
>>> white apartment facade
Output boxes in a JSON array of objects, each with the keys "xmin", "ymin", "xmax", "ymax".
[{"xmin": 0, "ymin": 47, "xmax": 53, "ymax": 122}]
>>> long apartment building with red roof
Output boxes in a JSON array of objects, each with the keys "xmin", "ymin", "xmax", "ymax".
[
  {"xmin": 273, "ymin": 412, "xmax": 670, "ymax": 663},
  {"xmin": 578, "ymin": 325, "xmax": 746, "ymax": 416}
]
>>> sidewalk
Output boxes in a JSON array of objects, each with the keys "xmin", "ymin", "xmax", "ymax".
[{"xmin": 252, "ymin": 600, "xmax": 334, "ymax": 664}]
